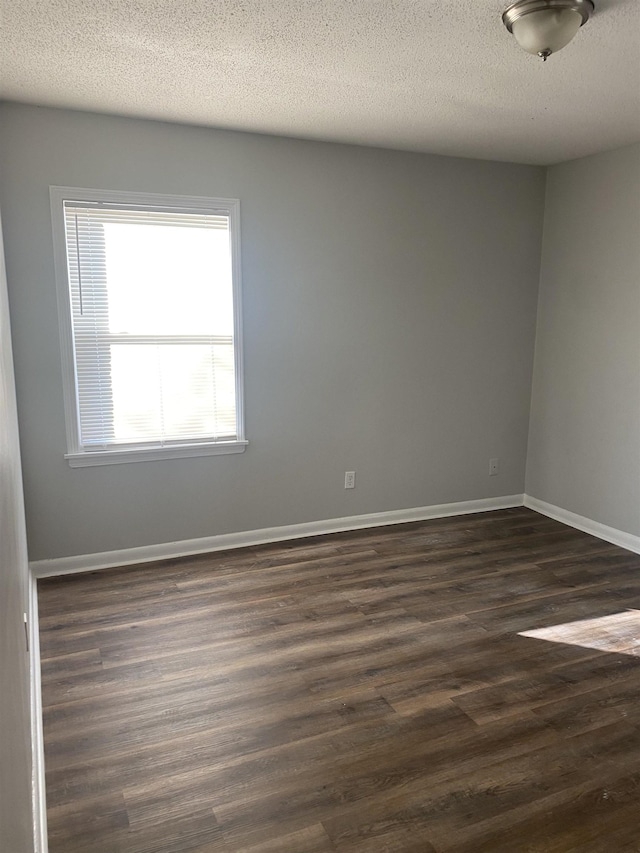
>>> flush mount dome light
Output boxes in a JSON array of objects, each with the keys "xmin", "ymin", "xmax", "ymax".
[{"xmin": 503, "ymin": 0, "xmax": 594, "ymax": 61}]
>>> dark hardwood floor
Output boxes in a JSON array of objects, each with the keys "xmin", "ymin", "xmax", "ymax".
[{"xmin": 38, "ymin": 507, "xmax": 640, "ymax": 852}]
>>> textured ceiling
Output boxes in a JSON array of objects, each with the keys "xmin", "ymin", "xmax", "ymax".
[{"xmin": 0, "ymin": 0, "xmax": 639, "ymax": 164}]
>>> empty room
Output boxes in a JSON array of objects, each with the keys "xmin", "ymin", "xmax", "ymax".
[{"xmin": 1, "ymin": 1, "xmax": 639, "ymax": 851}]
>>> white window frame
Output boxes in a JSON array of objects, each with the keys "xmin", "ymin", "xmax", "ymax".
[{"xmin": 50, "ymin": 186, "xmax": 247, "ymax": 467}]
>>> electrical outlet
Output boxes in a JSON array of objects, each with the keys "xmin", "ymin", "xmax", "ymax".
[
  {"xmin": 344, "ymin": 471, "xmax": 356, "ymax": 489},
  {"xmin": 489, "ymin": 457, "xmax": 499, "ymax": 477}
]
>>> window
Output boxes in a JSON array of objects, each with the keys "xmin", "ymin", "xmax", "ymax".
[{"xmin": 50, "ymin": 188, "xmax": 246, "ymax": 466}]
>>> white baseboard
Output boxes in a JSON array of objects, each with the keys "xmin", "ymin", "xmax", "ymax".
[
  {"xmin": 30, "ymin": 494, "xmax": 524, "ymax": 578},
  {"xmin": 28, "ymin": 572, "xmax": 48, "ymax": 853},
  {"xmin": 524, "ymin": 495, "xmax": 640, "ymax": 556}
]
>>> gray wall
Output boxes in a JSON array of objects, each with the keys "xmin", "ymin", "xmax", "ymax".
[
  {"xmin": 526, "ymin": 143, "xmax": 640, "ymax": 537},
  {"xmin": 0, "ymin": 103, "xmax": 545, "ymax": 562},
  {"xmin": 0, "ymin": 210, "xmax": 34, "ymax": 851}
]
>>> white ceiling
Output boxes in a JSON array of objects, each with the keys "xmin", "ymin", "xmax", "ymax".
[{"xmin": 1, "ymin": 0, "xmax": 639, "ymax": 165}]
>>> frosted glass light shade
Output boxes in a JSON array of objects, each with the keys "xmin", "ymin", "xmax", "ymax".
[{"xmin": 511, "ymin": 8, "xmax": 582, "ymax": 55}]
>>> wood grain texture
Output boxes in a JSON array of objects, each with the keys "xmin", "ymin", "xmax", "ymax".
[{"xmin": 38, "ymin": 508, "xmax": 640, "ymax": 852}]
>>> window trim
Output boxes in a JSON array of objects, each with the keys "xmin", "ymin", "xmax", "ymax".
[{"xmin": 50, "ymin": 186, "xmax": 247, "ymax": 467}]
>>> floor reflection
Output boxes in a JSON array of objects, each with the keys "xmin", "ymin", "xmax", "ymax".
[{"xmin": 520, "ymin": 610, "xmax": 640, "ymax": 656}]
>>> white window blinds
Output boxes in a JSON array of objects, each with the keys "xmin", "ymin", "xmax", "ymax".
[{"xmin": 59, "ymin": 197, "xmax": 243, "ymax": 457}]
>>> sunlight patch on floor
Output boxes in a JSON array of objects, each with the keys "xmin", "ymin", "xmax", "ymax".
[{"xmin": 519, "ymin": 610, "xmax": 640, "ymax": 656}]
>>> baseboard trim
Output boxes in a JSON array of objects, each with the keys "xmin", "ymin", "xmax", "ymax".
[
  {"xmin": 29, "ymin": 572, "xmax": 48, "ymax": 853},
  {"xmin": 30, "ymin": 494, "xmax": 524, "ymax": 578},
  {"xmin": 524, "ymin": 495, "xmax": 640, "ymax": 556}
]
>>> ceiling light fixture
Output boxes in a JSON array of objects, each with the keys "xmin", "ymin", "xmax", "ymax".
[{"xmin": 502, "ymin": 0, "xmax": 594, "ymax": 61}]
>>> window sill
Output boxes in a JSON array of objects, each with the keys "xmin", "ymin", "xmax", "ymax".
[{"xmin": 65, "ymin": 440, "xmax": 249, "ymax": 468}]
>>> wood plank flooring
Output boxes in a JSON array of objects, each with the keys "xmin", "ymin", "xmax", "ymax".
[{"xmin": 38, "ymin": 508, "xmax": 640, "ymax": 852}]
